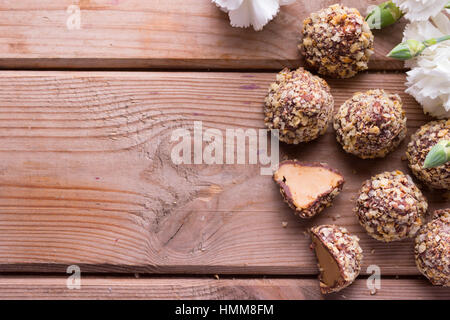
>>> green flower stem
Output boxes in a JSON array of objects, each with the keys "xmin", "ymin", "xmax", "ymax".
[
  {"xmin": 446, "ymin": 1, "xmax": 450, "ymax": 9},
  {"xmin": 388, "ymin": 35, "xmax": 450, "ymax": 60},
  {"xmin": 423, "ymin": 140, "xmax": 450, "ymax": 169},
  {"xmin": 366, "ymin": 1, "xmax": 404, "ymax": 29},
  {"xmin": 423, "ymin": 35, "xmax": 450, "ymax": 46}
]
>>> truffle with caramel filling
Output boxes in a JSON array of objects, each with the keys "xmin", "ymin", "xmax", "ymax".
[
  {"xmin": 273, "ymin": 161, "xmax": 344, "ymax": 219},
  {"xmin": 355, "ymin": 171, "xmax": 428, "ymax": 242},
  {"xmin": 300, "ymin": 4, "xmax": 374, "ymax": 78},
  {"xmin": 334, "ymin": 89, "xmax": 407, "ymax": 159},
  {"xmin": 310, "ymin": 225, "xmax": 363, "ymax": 294},
  {"xmin": 406, "ymin": 120, "xmax": 450, "ymax": 190},
  {"xmin": 264, "ymin": 68, "xmax": 334, "ymax": 144},
  {"xmin": 415, "ymin": 209, "xmax": 449, "ymax": 286}
]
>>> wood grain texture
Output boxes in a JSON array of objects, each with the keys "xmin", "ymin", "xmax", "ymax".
[
  {"xmin": 0, "ymin": 276, "xmax": 448, "ymax": 300},
  {"xmin": 0, "ymin": 71, "xmax": 447, "ymax": 276},
  {"xmin": 0, "ymin": 0, "xmax": 405, "ymax": 70}
]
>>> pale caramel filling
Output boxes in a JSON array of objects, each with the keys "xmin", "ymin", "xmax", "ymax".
[
  {"xmin": 312, "ymin": 235, "xmax": 343, "ymax": 287},
  {"xmin": 275, "ymin": 165, "xmax": 342, "ymax": 208}
]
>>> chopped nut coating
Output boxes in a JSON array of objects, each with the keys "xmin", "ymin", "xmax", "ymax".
[
  {"xmin": 334, "ymin": 89, "xmax": 407, "ymax": 159},
  {"xmin": 415, "ymin": 209, "xmax": 449, "ymax": 286},
  {"xmin": 310, "ymin": 225, "xmax": 363, "ymax": 294},
  {"xmin": 406, "ymin": 120, "xmax": 450, "ymax": 190},
  {"xmin": 355, "ymin": 171, "xmax": 428, "ymax": 242},
  {"xmin": 301, "ymin": 4, "xmax": 374, "ymax": 78},
  {"xmin": 264, "ymin": 68, "xmax": 334, "ymax": 144},
  {"xmin": 273, "ymin": 161, "xmax": 344, "ymax": 219}
]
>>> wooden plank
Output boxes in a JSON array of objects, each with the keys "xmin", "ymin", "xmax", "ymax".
[
  {"xmin": 327, "ymin": 278, "xmax": 450, "ymax": 300},
  {"xmin": 0, "ymin": 0, "xmax": 405, "ymax": 70},
  {"xmin": 0, "ymin": 276, "xmax": 448, "ymax": 300},
  {"xmin": 0, "ymin": 71, "xmax": 446, "ymax": 275},
  {"xmin": 0, "ymin": 276, "xmax": 322, "ymax": 300}
]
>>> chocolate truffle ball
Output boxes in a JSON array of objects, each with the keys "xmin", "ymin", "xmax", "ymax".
[
  {"xmin": 301, "ymin": 4, "xmax": 374, "ymax": 78},
  {"xmin": 415, "ymin": 209, "xmax": 449, "ymax": 286},
  {"xmin": 406, "ymin": 120, "xmax": 450, "ymax": 190},
  {"xmin": 273, "ymin": 161, "xmax": 344, "ymax": 219},
  {"xmin": 334, "ymin": 89, "xmax": 407, "ymax": 159},
  {"xmin": 355, "ymin": 171, "xmax": 428, "ymax": 242},
  {"xmin": 310, "ymin": 225, "xmax": 363, "ymax": 294},
  {"xmin": 264, "ymin": 67, "xmax": 334, "ymax": 144}
]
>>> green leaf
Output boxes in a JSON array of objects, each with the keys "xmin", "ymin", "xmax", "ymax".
[{"xmin": 423, "ymin": 140, "xmax": 450, "ymax": 169}]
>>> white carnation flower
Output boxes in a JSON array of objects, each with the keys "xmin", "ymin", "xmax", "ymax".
[
  {"xmin": 403, "ymin": 13, "xmax": 450, "ymax": 118},
  {"xmin": 392, "ymin": 0, "xmax": 448, "ymax": 21},
  {"xmin": 403, "ymin": 12, "xmax": 450, "ymax": 68},
  {"xmin": 212, "ymin": 0, "xmax": 296, "ymax": 31}
]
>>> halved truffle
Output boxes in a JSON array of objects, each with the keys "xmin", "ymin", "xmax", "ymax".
[
  {"xmin": 334, "ymin": 89, "xmax": 407, "ymax": 159},
  {"xmin": 355, "ymin": 171, "xmax": 428, "ymax": 242},
  {"xmin": 273, "ymin": 161, "xmax": 344, "ymax": 218},
  {"xmin": 406, "ymin": 120, "xmax": 450, "ymax": 190},
  {"xmin": 264, "ymin": 67, "xmax": 334, "ymax": 144},
  {"xmin": 415, "ymin": 209, "xmax": 449, "ymax": 286},
  {"xmin": 301, "ymin": 4, "xmax": 374, "ymax": 78},
  {"xmin": 310, "ymin": 225, "xmax": 363, "ymax": 294}
]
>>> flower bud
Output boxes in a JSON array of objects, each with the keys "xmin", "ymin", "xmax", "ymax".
[
  {"xmin": 423, "ymin": 140, "xmax": 450, "ymax": 169},
  {"xmin": 388, "ymin": 39, "xmax": 426, "ymax": 60},
  {"xmin": 388, "ymin": 35, "xmax": 450, "ymax": 60},
  {"xmin": 366, "ymin": 1, "xmax": 404, "ymax": 29}
]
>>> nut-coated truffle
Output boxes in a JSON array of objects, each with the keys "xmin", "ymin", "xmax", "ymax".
[
  {"xmin": 406, "ymin": 120, "xmax": 450, "ymax": 190},
  {"xmin": 310, "ymin": 225, "xmax": 363, "ymax": 294},
  {"xmin": 334, "ymin": 89, "xmax": 407, "ymax": 159},
  {"xmin": 415, "ymin": 209, "xmax": 449, "ymax": 286},
  {"xmin": 301, "ymin": 4, "xmax": 374, "ymax": 78},
  {"xmin": 264, "ymin": 68, "xmax": 334, "ymax": 144},
  {"xmin": 355, "ymin": 171, "xmax": 428, "ymax": 242},
  {"xmin": 273, "ymin": 161, "xmax": 344, "ymax": 218}
]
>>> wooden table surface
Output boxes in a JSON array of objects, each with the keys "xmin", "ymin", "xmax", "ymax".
[{"xmin": 0, "ymin": 0, "xmax": 448, "ymax": 300}]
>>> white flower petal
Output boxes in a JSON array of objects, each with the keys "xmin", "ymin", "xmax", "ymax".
[
  {"xmin": 228, "ymin": 0, "xmax": 253, "ymax": 28},
  {"xmin": 212, "ymin": 0, "xmax": 244, "ymax": 11},
  {"xmin": 392, "ymin": 0, "xmax": 448, "ymax": 21},
  {"xmin": 401, "ymin": 13, "xmax": 450, "ymax": 118},
  {"xmin": 402, "ymin": 13, "xmax": 450, "ymax": 67},
  {"xmin": 432, "ymin": 12, "xmax": 450, "ymax": 34},
  {"xmin": 250, "ymin": 0, "xmax": 281, "ymax": 31},
  {"xmin": 214, "ymin": 0, "xmax": 296, "ymax": 30},
  {"xmin": 279, "ymin": 0, "xmax": 296, "ymax": 5},
  {"xmin": 405, "ymin": 43, "xmax": 450, "ymax": 118}
]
